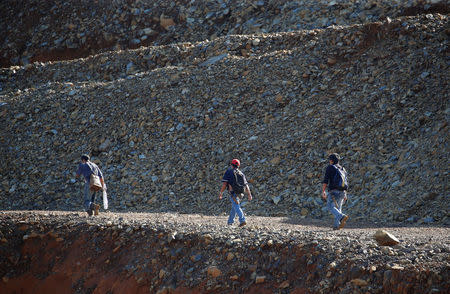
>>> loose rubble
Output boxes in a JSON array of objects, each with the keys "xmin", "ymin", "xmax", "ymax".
[
  {"xmin": 1, "ymin": 13, "xmax": 448, "ymax": 225},
  {"xmin": 0, "ymin": 211, "xmax": 448, "ymax": 293},
  {"xmin": 1, "ymin": 0, "xmax": 448, "ymax": 67}
]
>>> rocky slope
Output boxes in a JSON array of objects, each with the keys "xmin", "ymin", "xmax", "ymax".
[
  {"xmin": 0, "ymin": 211, "xmax": 449, "ymax": 293},
  {"xmin": 1, "ymin": 12, "xmax": 449, "ymax": 225},
  {"xmin": 0, "ymin": 1, "xmax": 449, "ymax": 293},
  {"xmin": 1, "ymin": 0, "xmax": 448, "ymax": 67}
]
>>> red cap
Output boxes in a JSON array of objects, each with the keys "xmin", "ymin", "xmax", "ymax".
[{"xmin": 231, "ymin": 159, "xmax": 240, "ymax": 167}]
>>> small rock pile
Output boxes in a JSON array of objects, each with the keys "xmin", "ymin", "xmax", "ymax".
[
  {"xmin": 0, "ymin": 0, "xmax": 448, "ymax": 67},
  {"xmin": 0, "ymin": 3, "xmax": 448, "ymax": 226}
]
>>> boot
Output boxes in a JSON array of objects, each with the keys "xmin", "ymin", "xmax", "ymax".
[
  {"xmin": 93, "ymin": 203, "xmax": 100, "ymax": 216},
  {"xmin": 89, "ymin": 203, "xmax": 100, "ymax": 216}
]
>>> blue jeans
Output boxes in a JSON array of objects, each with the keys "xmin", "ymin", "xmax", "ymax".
[
  {"xmin": 84, "ymin": 183, "xmax": 97, "ymax": 210},
  {"xmin": 228, "ymin": 192, "xmax": 246, "ymax": 225},
  {"xmin": 327, "ymin": 190, "xmax": 346, "ymax": 227}
]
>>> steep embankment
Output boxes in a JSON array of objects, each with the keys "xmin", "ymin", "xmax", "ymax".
[
  {"xmin": 1, "ymin": 14, "xmax": 449, "ymax": 225},
  {"xmin": 0, "ymin": 211, "xmax": 448, "ymax": 294},
  {"xmin": 1, "ymin": 0, "xmax": 448, "ymax": 67}
]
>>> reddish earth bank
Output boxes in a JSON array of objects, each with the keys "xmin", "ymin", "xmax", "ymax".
[{"xmin": 0, "ymin": 211, "xmax": 448, "ymax": 293}]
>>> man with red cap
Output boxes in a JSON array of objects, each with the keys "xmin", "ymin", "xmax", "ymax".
[{"xmin": 219, "ymin": 159, "xmax": 253, "ymax": 226}]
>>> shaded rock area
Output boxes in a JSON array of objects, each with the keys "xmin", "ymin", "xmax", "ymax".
[
  {"xmin": 1, "ymin": 0, "xmax": 449, "ymax": 67},
  {"xmin": 1, "ymin": 13, "xmax": 449, "ymax": 225},
  {"xmin": 0, "ymin": 211, "xmax": 449, "ymax": 293}
]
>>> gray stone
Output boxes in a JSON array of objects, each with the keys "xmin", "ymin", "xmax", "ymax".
[
  {"xmin": 199, "ymin": 54, "xmax": 228, "ymax": 67},
  {"xmin": 126, "ymin": 62, "xmax": 136, "ymax": 74},
  {"xmin": 374, "ymin": 230, "xmax": 400, "ymax": 246},
  {"xmin": 99, "ymin": 139, "xmax": 112, "ymax": 151},
  {"xmin": 14, "ymin": 113, "xmax": 26, "ymax": 120},
  {"xmin": 423, "ymin": 217, "xmax": 434, "ymax": 224}
]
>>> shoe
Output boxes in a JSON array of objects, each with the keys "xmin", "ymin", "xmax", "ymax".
[
  {"xmin": 339, "ymin": 215, "xmax": 349, "ymax": 229},
  {"xmin": 93, "ymin": 204, "xmax": 100, "ymax": 216},
  {"xmin": 333, "ymin": 226, "xmax": 339, "ymax": 230},
  {"xmin": 239, "ymin": 222, "xmax": 246, "ymax": 227},
  {"xmin": 89, "ymin": 203, "xmax": 100, "ymax": 216},
  {"xmin": 86, "ymin": 209, "xmax": 93, "ymax": 216}
]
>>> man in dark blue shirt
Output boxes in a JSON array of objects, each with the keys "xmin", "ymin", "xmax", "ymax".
[
  {"xmin": 219, "ymin": 159, "xmax": 253, "ymax": 227},
  {"xmin": 76, "ymin": 154, "xmax": 106, "ymax": 216},
  {"xmin": 322, "ymin": 153, "xmax": 348, "ymax": 230}
]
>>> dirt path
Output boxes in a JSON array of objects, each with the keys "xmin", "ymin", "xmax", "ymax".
[{"xmin": 3, "ymin": 210, "xmax": 449, "ymax": 241}]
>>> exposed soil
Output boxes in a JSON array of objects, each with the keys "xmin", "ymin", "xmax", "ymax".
[{"xmin": 0, "ymin": 211, "xmax": 448, "ymax": 293}]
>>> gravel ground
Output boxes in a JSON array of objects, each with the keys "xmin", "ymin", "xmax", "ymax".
[
  {"xmin": 1, "ymin": 210, "xmax": 449, "ymax": 293},
  {"xmin": 2, "ymin": 210, "xmax": 449, "ymax": 268}
]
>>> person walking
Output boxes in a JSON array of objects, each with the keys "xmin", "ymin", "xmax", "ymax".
[
  {"xmin": 219, "ymin": 159, "xmax": 252, "ymax": 227},
  {"xmin": 322, "ymin": 153, "xmax": 349, "ymax": 230},
  {"xmin": 75, "ymin": 154, "xmax": 106, "ymax": 216}
]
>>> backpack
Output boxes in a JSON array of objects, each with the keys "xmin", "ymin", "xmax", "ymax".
[
  {"xmin": 332, "ymin": 164, "xmax": 348, "ymax": 191},
  {"xmin": 231, "ymin": 169, "xmax": 245, "ymax": 194}
]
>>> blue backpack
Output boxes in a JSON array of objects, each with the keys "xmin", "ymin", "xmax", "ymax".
[{"xmin": 332, "ymin": 165, "xmax": 348, "ymax": 191}]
